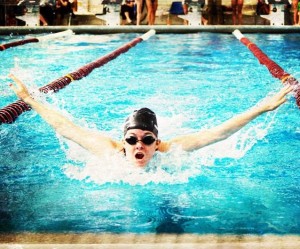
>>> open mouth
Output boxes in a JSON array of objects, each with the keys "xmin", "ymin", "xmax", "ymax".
[{"xmin": 135, "ymin": 152, "xmax": 144, "ymax": 160}]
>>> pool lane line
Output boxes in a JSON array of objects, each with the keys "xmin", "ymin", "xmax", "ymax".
[
  {"xmin": 0, "ymin": 29, "xmax": 156, "ymax": 125},
  {"xmin": 233, "ymin": 29, "xmax": 300, "ymax": 108},
  {"xmin": 38, "ymin": 28, "xmax": 154, "ymax": 94},
  {"xmin": 0, "ymin": 30, "xmax": 73, "ymax": 51}
]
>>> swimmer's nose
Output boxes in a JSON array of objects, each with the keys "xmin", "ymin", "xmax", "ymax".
[{"xmin": 135, "ymin": 141, "xmax": 144, "ymax": 149}]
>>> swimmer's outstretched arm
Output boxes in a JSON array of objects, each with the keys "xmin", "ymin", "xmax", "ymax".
[
  {"xmin": 9, "ymin": 74, "xmax": 122, "ymax": 157},
  {"xmin": 159, "ymin": 85, "xmax": 293, "ymax": 152}
]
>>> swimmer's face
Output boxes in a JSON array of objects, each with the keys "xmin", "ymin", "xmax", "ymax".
[{"xmin": 123, "ymin": 129, "xmax": 160, "ymax": 167}]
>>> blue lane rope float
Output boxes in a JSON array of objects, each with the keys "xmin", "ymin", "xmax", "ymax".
[
  {"xmin": 0, "ymin": 30, "xmax": 73, "ymax": 51},
  {"xmin": 233, "ymin": 29, "xmax": 300, "ymax": 108},
  {"xmin": 0, "ymin": 29, "xmax": 156, "ymax": 124}
]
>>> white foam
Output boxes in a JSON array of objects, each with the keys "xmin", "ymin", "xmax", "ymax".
[
  {"xmin": 59, "ymin": 119, "xmax": 271, "ymax": 186},
  {"xmin": 59, "ymin": 135, "xmax": 205, "ymax": 186}
]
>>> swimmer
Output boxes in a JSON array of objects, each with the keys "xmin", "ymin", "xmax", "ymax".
[{"xmin": 9, "ymin": 74, "xmax": 293, "ymax": 167}]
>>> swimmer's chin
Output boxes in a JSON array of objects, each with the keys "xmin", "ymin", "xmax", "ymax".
[
  {"xmin": 132, "ymin": 157, "xmax": 149, "ymax": 168},
  {"xmin": 133, "ymin": 159, "xmax": 149, "ymax": 168}
]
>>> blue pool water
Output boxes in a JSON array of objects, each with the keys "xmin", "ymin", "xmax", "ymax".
[{"xmin": 0, "ymin": 32, "xmax": 299, "ymax": 234}]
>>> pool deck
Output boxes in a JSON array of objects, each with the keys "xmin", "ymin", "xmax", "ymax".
[
  {"xmin": 0, "ymin": 25, "xmax": 299, "ymax": 35},
  {"xmin": 0, "ymin": 233, "xmax": 300, "ymax": 248}
]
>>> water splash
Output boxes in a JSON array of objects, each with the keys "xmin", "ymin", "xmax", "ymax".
[
  {"xmin": 61, "ymin": 141, "xmax": 202, "ymax": 186},
  {"xmin": 59, "ymin": 111, "xmax": 274, "ymax": 186}
]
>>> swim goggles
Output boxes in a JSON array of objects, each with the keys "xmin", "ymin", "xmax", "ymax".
[{"xmin": 125, "ymin": 136, "xmax": 157, "ymax": 145}]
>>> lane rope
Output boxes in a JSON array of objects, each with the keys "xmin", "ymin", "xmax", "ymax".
[
  {"xmin": 232, "ymin": 29, "xmax": 300, "ymax": 108},
  {"xmin": 0, "ymin": 29, "xmax": 156, "ymax": 124},
  {"xmin": 0, "ymin": 30, "xmax": 73, "ymax": 51}
]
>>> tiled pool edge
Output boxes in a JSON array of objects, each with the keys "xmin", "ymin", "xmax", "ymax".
[{"xmin": 0, "ymin": 233, "xmax": 299, "ymax": 248}]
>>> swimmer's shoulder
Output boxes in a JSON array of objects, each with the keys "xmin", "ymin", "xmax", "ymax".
[
  {"xmin": 114, "ymin": 140, "xmax": 125, "ymax": 153},
  {"xmin": 158, "ymin": 140, "xmax": 171, "ymax": 153}
]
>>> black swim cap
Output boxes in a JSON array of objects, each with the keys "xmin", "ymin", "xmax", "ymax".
[{"xmin": 124, "ymin": 108, "xmax": 158, "ymax": 136}]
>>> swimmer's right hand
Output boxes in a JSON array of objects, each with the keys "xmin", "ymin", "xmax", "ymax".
[
  {"xmin": 9, "ymin": 74, "xmax": 32, "ymax": 102},
  {"xmin": 258, "ymin": 84, "xmax": 293, "ymax": 112}
]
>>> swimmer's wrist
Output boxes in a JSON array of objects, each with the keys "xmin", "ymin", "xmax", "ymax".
[{"xmin": 253, "ymin": 104, "xmax": 268, "ymax": 115}]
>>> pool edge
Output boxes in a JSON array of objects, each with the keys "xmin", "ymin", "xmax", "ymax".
[
  {"xmin": 0, "ymin": 25, "xmax": 300, "ymax": 35},
  {"xmin": 0, "ymin": 233, "xmax": 299, "ymax": 248}
]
